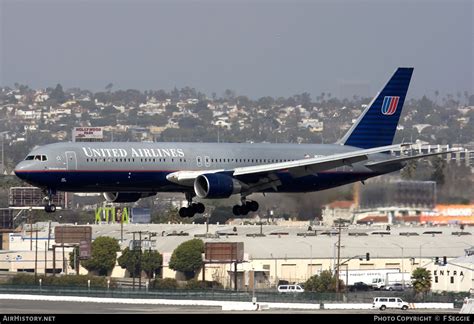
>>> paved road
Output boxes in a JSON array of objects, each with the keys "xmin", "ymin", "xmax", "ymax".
[{"xmin": 0, "ymin": 300, "xmax": 461, "ymax": 314}]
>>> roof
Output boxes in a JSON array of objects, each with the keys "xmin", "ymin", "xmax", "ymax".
[
  {"xmin": 326, "ymin": 201, "xmax": 354, "ymax": 209},
  {"xmin": 85, "ymin": 223, "xmax": 473, "ymax": 260}
]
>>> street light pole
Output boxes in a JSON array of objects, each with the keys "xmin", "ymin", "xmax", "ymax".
[
  {"xmin": 392, "ymin": 243, "xmax": 405, "ymax": 288},
  {"xmin": 419, "ymin": 242, "xmax": 431, "ymax": 268},
  {"xmin": 271, "ymin": 253, "xmax": 278, "ymax": 285},
  {"xmin": 335, "ymin": 222, "xmax": 342, "ymax": 293}
]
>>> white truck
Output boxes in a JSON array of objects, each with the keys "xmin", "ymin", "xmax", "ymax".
[
  {"xmin": 338, "ymin": 269, "xmax": 401, "ymax": 288},
  {"xmin": 372, "ymin": 272, "xmax": 412, "ymax": 290}
]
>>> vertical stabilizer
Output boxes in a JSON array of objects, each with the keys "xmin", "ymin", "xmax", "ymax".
[{"xmin": 339, "ymin": 67, "xmax": 413, "ymax": 149}]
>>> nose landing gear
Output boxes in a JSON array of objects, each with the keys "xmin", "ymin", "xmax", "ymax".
[{"xmin": 43, "ymin": 189, "xmax": 57, "ymax": 213}]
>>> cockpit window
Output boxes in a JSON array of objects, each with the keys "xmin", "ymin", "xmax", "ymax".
[{"xmin": 25, "ymin": 155, "xmax": 47, "ymax": 161}]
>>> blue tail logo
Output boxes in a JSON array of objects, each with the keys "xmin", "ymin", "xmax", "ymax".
[
  {"xmin": 381, "ymin": 96, "xmax": 399, "ymax": 116},
  {"xmin": 339, "ymin": 67, "xmax": 414, "ymax": 149}
]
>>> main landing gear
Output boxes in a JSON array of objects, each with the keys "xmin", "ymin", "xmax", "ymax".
[
  {"xmin": 232, "ymin": 200, "xmax": 259, "ymax": 216},
  {"xmin": 43, "ymin": 189, "xmax": 56, "ymax": 213},
  {"xmin": 179, "ymin": 192, "xmax": 205, "ymax": 218}
]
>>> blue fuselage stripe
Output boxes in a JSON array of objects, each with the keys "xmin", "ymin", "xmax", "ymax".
[{"xmin": 15, "ymin": 170, "xmax": 379, "ymax": 193}]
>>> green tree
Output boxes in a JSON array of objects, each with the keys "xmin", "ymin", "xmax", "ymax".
[
  {"xmin": 50, "ymin": 83, "xmax": 66, "ymax": 103},
  {"xmin": 401, "ymin": 160, "xmax": 418, "ymax": 180},
  {"xmin": 411, "ymin": 267, "xmax": 431, "ymax": 295},
  {"xmin": 430, "ymin": 156, "xmax": 446, "ymax": 186},
  {"xmin": 69, "ymin": 246, "xmax": 79, "ymax": 270},
  {"xmin": 169, "ymin": 239, "xmax": 204, "ymax": 280},
  {"xmin": 81, "ymin": 237, "xmax": 120, "ymax": 276},
  {"xmin": 117, "ymin": 247, "xmax": 140, "ymax": 277},
  {"xmin": 304, "ymin": 270, "xmax": 345, "ymax": 292},
  {"xmin": 142, "ymin": 250, "xmax": 163, "ymax": 279}
]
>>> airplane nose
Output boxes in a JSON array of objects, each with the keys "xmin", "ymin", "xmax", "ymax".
[{"xmin": 14, "ymin": 161, "xmax": 29, "ymax": 180}]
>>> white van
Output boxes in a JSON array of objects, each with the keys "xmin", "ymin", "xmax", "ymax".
[
  {"xmin": 373, "ymin": 297, "xmax": 409, "ymax": 310},
  {"xmin": 277, "ymin": 284, "xmax": 305, "ymax": 293}
]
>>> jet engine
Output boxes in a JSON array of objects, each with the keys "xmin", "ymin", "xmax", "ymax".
[
  {"xmin": 194, "ymin": 173, "xmax": 244, "ymax": 199},
  {"xmin": 103, "ymin": 192, "xmax": 156, "ymax": 203}
]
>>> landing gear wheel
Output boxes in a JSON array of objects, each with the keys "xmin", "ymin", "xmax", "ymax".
[
  {"xmin": 179, "ymin": 192, "xmax": 205, "ymax": 217},
  {"xmin": 195, "ymin": 203, "xmax": 205, "ymax": 214},
  {"xmin": 44, "ymin": 204, "xmax": 56, "ymax": 213},
  {"xmin": 247, "ymin": 201, "xmax": 259, "ymax": 212},
  {"xmin": 233, "ymin": 205, "xmax": 241, "ymax": 216},
  {"xmin": 43, "ymin": 188, "xmax": 57, "ymax": 213},
  {"xmin": 179, "ymin": 207, "xmax": 188, "ymax": 218}
]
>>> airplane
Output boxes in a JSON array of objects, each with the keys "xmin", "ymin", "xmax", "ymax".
[{"xmin": 14, "ymin": 67, "xmax": 458, "ymax": 217}]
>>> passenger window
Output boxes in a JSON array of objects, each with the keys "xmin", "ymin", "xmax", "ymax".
[{"xmin": 389, "ymin": 298, "xmax": 396, "ymax": 302}]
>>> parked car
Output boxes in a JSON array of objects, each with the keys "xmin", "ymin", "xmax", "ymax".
[
  {"xmin": 277, "ymin": 280, "xmax": 290, "ymax": 286},
  {"xmin": 384, "ymin": 283, "xmax": 405, "ymax": 291},
  {"xmin": 277, "ymin": 284, "xmax": 305, "ymax": 293},
  {"xmin": 373, "ymin": 297, "xmax": 409, "ymax": 310},
  {"xmin": 349, "ymin": 282, "xmax": 372, "ymax": 292}
]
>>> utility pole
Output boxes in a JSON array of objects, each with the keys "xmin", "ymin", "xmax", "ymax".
[
  {"xmin": 29, "ymin": 209, "xmax": 33, "ymax": 251},
  {"xmin": 138, "ymin": 231, "xmax": 142, "ymax": 290},
  {"xmin": 1, "ymin": 133, "xmax": 4, "ymax": 174},
  {"xmin": 131, "ymin": 230, "xmax": 145, "ymax": 290},
  {"xmin": 47, "ymin": 221, "xmax": 51, "ymax": 251},
  {"xmin": 34, "ymin": 228, "xmax": 38, "ymax": 281},
  {"xmin": 132, "ymin": 232, "xmax": 136, "ymax": 290},
  {"xmin": 120, "ymin": 213, "xmax": 124, "ymax": 244},
  {"xmin": 62, "ymin": 244, "xmax": 66, "ymax": 275},
  {"xmin": 44, "ymin": 242, "xmax": 47, "ymax": 276},
  {"xmin": 335, "ymin": 220, "xmax": 342, "ymax": 293}
]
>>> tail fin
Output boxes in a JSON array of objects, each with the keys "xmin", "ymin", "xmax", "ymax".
[{"xmin": 339, "ymin": 67, "xmax": 414, "ymax": 149}]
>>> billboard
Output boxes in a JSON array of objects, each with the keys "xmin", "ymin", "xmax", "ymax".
[
  {"xmin": 205, "ymin": 242, "xmax": 244, "ymax": 262},
  {"xmin": 73, "ymin": 127, "xmax": 103, "ymax": 142},
  {"xmin": 9, "ymin": 187, "xmax": 66, "ymax": 208},
  {"xmin": 131, "ymin": 208, "xmax": 151, "ymax": 224},
  {"xmin": 79, "ymin": 240, "xmax": 91, "ymax": 259},
  {"xmin": 55, "ymin": 226, "xmax": 92, "ymax": 244},
  {"xmin": 359, "ymin": 181, "xmax": 436, "ymax": 209}
]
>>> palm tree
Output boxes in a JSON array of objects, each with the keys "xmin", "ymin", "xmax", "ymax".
[{"xmin": 412, "ymin": 268, "xmax": 431, "ymax": 296}]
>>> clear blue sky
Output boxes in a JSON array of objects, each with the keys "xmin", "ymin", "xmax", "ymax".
[{"xmin": 1, "ymin": 0, "xmax": 472, "ymax": 99}]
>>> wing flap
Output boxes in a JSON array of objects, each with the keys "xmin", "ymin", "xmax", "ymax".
[{"xmin": 365, "ymin": 149, "xmax": 462, "ymax": 171}]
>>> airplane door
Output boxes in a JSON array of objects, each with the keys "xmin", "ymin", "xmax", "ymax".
[
  {"xmin": 196, "ymin": 156, "xmax": 203, "ymax": 167},
  {"xmin": 204, "ymin": 156, "xmax": 210, "ymax": 168},
  {"xmin": 65, "ymin": 151, "xmax": 77, "ymax": 170}
]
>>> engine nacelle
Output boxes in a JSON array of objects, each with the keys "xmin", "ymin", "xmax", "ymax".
[
  {"xmin": 103, "ymin": 192, "xmax": 156, "ymax": 203},
  {"xmin": 194, "ymin": 173, "xmax": 243, "ymax": 199}
]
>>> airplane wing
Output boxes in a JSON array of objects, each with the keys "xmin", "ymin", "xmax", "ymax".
[
  {"xmin": 232, "ymin": 143, "xmax": 407, "ymax": 177},
  {"xmin": 167, "ymin": 143, "xmax": 409, "ymax": 186},
  {"xmin": 364, "ymin": 148, "xmax": 463, "ymax": 172}
]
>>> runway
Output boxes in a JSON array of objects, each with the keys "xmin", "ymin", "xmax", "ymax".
[{"xmin": 0, "ymin": 299, "xmax": 461, "ymax": 314}]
